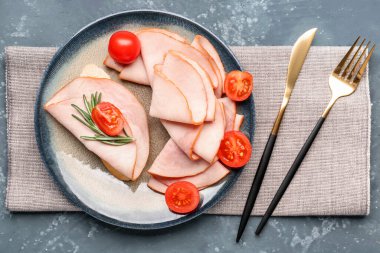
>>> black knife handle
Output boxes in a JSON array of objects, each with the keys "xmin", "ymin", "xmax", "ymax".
[
  {"xmin": 255, "ymin": 117, "xmax": 326, "ymax": 235},
  {"xmin": 236, "ymin": 133, "xmax": 277, "ymax": 242}
]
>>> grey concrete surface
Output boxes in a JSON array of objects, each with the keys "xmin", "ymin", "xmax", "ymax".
[{"xmin": 0, "ymin": 0, "xmax": 379, "ymax": 252}]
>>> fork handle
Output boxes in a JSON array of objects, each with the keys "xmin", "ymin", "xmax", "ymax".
[{"xmin": 255, "ymin": 117, "xmax": 326, "ymax": 235}]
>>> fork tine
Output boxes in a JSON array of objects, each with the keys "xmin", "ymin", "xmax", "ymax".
[
  {"xmin": 333, "ymin": 36, "xmax": 360, "ymax": 75},
  {"xmin": 348, "ymin": 41, "xmax": 370, "ymax": 80},
  {"xmin": 341, "ymin": 38, "xmax": 366, "ymax": 78},
  {"xmin": 353, "ymin": 44, "xmax": 375, "ymax": 84}
]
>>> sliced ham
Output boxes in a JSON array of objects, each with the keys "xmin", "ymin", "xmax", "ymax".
[
  {"xmin": 103, "ymin": 55, "xmax": 149, "ymax": 85},
  {"xmin": 45, "ymin": 77, "xmax": 149, "ymax": 181},
  {"xmin": 148, "ymin": 139, "xmax": 210, "ymax": 178},
  {"xmin": 103, "ymin": 55, "xmax": 124, "ymax": 72},
  {"xmin": 193, "ymin": 101, "xmax": 225, "ymax": 163},
  {"xmin": 161, "ymin": 100, "xmax": 224, "ymax": 163},
  {"xmin": 169, "ymin": 50, "xmax": 216, "ymax": 121},
  {"xmin": 147, "ymin": 177, "xmax": 168, "ymax": 194},
  {"xmin": 137, "ymin": 29, "xmax": 219, "ymax": 89},
  {"xmin": 161, "ymin": 120, "xmax": 202, "ymax": 160},
  {"xmin": 119, "ymin": 56, "xmax": 149, "ymax": 85},
  {"xmin": 161, "ymin": 52, "xmax": 207, "ymax": 124},
  {"xmin": 192, "ymin": 35, "xmax": 226, "ymax": 95},
  {"xmin": 234, "ymin": 114, "xmax": 244, "ymax": 131},
  {"xmin": 148, "ymin": 161, "xmax": 230, "ymax": 194},
  {"xmin": 137, "ymin": 28, "xmax": 188, "ymax": 43},
  {"xmin": 219, "ymin": 97, "xmax": 236, "ymax": 131},
  {"xmin": 150, "ymin": 66, "xmax": 194, "ymax": 124}
]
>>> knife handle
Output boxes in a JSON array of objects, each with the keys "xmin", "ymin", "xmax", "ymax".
[
  {"xmin": 236, "ymin": 133, "xmax": 277, "ymax": 242},
  {"xmin": 255, "ymin": 117, "xmax": 326, "ymax": 235}
]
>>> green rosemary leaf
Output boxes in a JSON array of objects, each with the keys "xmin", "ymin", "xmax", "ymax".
[
  {"xmin": 91, "ymin": 93, "xmax": 96, "ymax": 109},
  {"xmin": 97, "ymin": 92, "xmax": 102, "ymax": 105},
  {"xmin": 71, "ymin": 104, "xmax": 91, "ymax": 122},
  {"xmin": 83, "ymin": 95, "xmax": 91, "ymax": 114},
  {"xmin": 72, "ymin": 114, "xmax": 92, "ymax": 129},
  {"xmin": 81, "ymin": 136, "xmax": 134, "ymax": 141},
  {"xmin": 80, "ymin": 136, "xmax": 134, "ymax": 145}
]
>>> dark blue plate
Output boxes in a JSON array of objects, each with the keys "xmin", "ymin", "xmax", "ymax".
[{"xmin": 35, "ymin": 10, "xmax": 255, "ymax": 230}]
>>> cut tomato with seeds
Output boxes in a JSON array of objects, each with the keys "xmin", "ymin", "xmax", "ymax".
[
  {"xmin": 91, "ymin": 102, "xmax": 125, "ymax": 136},
  {"xmin": 224, "ymin": 70, "xmax": 253, "ymax": 102},
  {"xmin": 218, "ymin": 131, "xmax": 252, "ymax": 168},
  {"xmin": 165, "ymin": 181, "xmax": 200, "ymax": 214}
]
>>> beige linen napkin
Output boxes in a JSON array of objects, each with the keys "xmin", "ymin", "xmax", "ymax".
[{"xmin": 5, "ymin": 46, "xmax": 370, "ymax": 215}]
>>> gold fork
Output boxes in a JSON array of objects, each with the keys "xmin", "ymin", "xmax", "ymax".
[{"xmin": 255, "ymin": 37, "xmax": 375, "ymax": 235}]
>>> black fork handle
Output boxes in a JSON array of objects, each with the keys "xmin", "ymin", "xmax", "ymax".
[{"xmin": 255, "ymin": 117, "xmax": 326, "ymax": 235}]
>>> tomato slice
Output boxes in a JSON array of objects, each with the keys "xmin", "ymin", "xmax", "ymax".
[
  {"xmin": 218, "ymin": 131, "xmax": 252, "ymax": 168},
  {"xmin": 108, "ymin": 31, "xmax": 141, "ymax": 64},
  {"xmin": 224, "ymin": 70, "xmax": 253, "ymax": 101},
  {"xmin": 165, "ymin": 181, "xmax": 200, "ymax": 214},
  {"xmin": 91, "ymin": 102, "xmax": 124, "ymax": 136}
]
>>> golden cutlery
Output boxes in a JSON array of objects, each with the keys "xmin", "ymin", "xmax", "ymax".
[{"xmin": 256, "ymin": 36, "xmax": 375, "ymax": 235}]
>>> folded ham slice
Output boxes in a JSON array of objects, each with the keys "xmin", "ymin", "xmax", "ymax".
[
  {"xmin": 219, "ymin": 97, "xmax": 236, "ymax": 131},
  {"xmin": 234, "ymin": 114, "xmax": 244, "ymax": 131},
  {"xmin": 168, "ymin": 50, "xmax": 216, "ymax": 121},
  {"xmin": 150, "ymin": 66, "xmax": 194, "ymax": 124},
  {"xmin": 192, "ymin": 35, "xmax": 226, "ymax": 97},
  {"xmin": 193, "ymin": 100, "xmax": 225, "ymax": 163},
  {"xmin": 45, "ymin": 77, "xmax": 149, "ymax": 181},
  {"xmin": 137, "ymin": 29, "xmax": 219, "ymax": 89},
  {"xmin": 148, "ymin": 139, "xmax": 210, "ymax": 178},
  {"xmin": 148, "ymin": 161, "xmax": 230, "ymax": 194},
  {"xmin": 103, "ymin": 55, "xmax": 124, "ymax": 72},
  {"xmin": 137, "ymin": 28, "xmax": 188, "ymax": 43},
  {"xmin": 161, "ymin": 120, "xmax": 202, "ymax": 160},
  {"xmin": 161, "ymin": 52, "xmax": 207, "ymax": 124},
  {"xmin": 103, "ymin": 55, "xmax": 149, "ymax": 85},
  {"xmin": 161, "ymin": 100, "xmax": 224, "ymax": 163},
  {"xmin": 119, "ymin": 56, "xmax": 149, "ymax": 85}
]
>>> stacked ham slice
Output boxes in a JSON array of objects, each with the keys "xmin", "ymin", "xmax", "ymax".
[{"xmin": 104, "ymin": 28, "xmax": 245, "ymax": 193}]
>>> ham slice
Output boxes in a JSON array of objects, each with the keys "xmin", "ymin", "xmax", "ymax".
[
  {"xmin": 148, "ymin": 161, "xmax": 230, "ymax": 194},
  {"xmin": 137, "ymin": 29, "xmax": 219, "ymax": 89},
  {"xmin": 148, "ymin": 139, "xmax": 210, "ymax": 178},
  {"xmin": 161, "ymin": 120, "xmax": 202, "ymax": 160},
  {"xmin": 219, "ymin": 97, "xmax": 236, "ymax": 131},
  {"xmin": 119, "ymin": 56, "xmax": 149, "ymax": 85},
  {"xmin": 138, "ymin": 28, "xmax": 188, "ymax": 43},
  {"xmin": 45, "ymin": 77, "xmax": 149, "ymax": 181},
  {"xmin": 150, "ymin": 66, "xmax": 194, "ymax": 124},
  {"xmin": 161, "ymin": 52, "xmax": 207, "ymax": 124},
  {"xmin": 234, "ymin": 114, "xmax": 244, "ymax": 131},
  {"xmin": 169, "ymin": 50, "xmax": 216, "ymax": 121},
  {"xmin": 103, "ymin": 55, "xmax": 124, "ymax": 72},
  {"xmin": 103, "ymin": 55, "xmax": 149, "ymax": 85},
  {"xmin": 193, "ymin": 101, "xmax": 225, "ymax": 163},
  {"xmin": 147, "ymin": 177, "xmax": 168, "ymax": 194},
  {"xmin": 161, "ymin": 100, "xmax": 224, "ymax": 163},
  {"xmin": 192, "ymin": 35, "xmax": 226, "ymax": 95}
]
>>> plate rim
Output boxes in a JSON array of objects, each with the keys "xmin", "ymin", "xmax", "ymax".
[{"xmin": 34, "ymin": 9, "xmax": 256, "ymax": 230}]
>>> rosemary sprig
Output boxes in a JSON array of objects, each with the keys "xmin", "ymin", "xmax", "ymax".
[{"xmin": 71, "ymin": 92, "xmax": 134, "ymax": 146}]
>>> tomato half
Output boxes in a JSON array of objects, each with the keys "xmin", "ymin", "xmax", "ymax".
[
  {"xmin": 224, "ymin": 70, "xmax": 253, "ymax": 101},
  {"xmin": 218, "ymin": 131, "xmax": 252, "ymax": 168},
  {"xmin": 165, "ymin": 181, "xmax": 200, "ymax": 214},
  {"xmin": 91, "ymin": 102, "xmax": 124, "ymax": 136},
  {"xmin": 108, "ymin": 31, "xmax": 141, "ymax": 64}
]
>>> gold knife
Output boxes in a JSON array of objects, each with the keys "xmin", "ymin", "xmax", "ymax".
[{"xmin": 236, "ymin": 28, "xmax": 317, "ymax": 242}]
